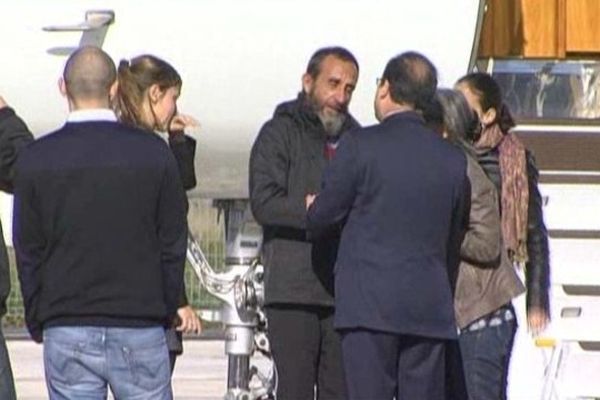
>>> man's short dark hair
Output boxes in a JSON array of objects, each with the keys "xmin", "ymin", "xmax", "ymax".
[
  {"xmin": 381, "ymin": 51, "xmax": 437, "ymax": 111},
  {"xmin": 306, "ymin": 46, "xmax": 359, "ymax": 79}
]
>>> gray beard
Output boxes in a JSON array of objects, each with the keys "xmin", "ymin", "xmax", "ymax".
[
  {"xmin": 318, "ymin": 112, "xmax": 346, "ymax": 137},
  {"xmin": 305, "ymin": 90, "xmax": 348, "ymax": 136}
]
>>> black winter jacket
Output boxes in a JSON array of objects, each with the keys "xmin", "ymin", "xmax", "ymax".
[
  {"xmin": 169, "ymin": 132, "xmax": 197, "ymax": 191},
  {"xmin": 476, "ymin": 146, "xmax": 550, "ymax": 315},
  {"xmin": 166, "ymin": 131, "xmax": 197, "ymax": 355},
  {"xmin": 249, "ymin": 94, "xmax": 360, "ymax": 306},
  {"xmin": 0, "ymin": 107, "xmax": 33, "ymax": 317}
]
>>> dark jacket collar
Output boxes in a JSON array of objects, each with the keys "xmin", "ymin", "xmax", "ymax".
[{"xmin": 381, "ymin": 110, "xmax": 425, "ymax": 125}]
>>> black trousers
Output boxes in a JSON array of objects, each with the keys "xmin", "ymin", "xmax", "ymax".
[
  {"xmin": 165, "ymin": 328, "xmax": 183, "ymax": 374},
  {"xmin": 340, "ymin": 329, "xmax": 446, "ymax": 400},
  {"xmin": 266, "ymin": 304, "xmax": 346, "ymax": 400}
]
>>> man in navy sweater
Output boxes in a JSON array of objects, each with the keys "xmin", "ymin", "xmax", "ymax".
[
  {"xmin": 13, "ymin": 46, "xmax": 187, "ymax": 399},
  {"xmin": 306, "ymin": 52, "xmax": 470, "ymax": 399}
]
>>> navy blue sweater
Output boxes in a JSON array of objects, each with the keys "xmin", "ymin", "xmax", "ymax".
[{"xmin": 13, "ymin": 121, "xmax": 187, "ymax": 342}]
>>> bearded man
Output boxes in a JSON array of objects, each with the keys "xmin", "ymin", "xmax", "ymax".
[{"xmin": 249, "ymin": 47, "xmax": 360, "ymax": 400}]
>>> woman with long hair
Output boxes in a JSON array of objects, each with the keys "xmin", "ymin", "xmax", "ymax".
[
  {"xmin": 428, "ymin": 89, "xmax": 527, "ymax": 400},
  {"xmin": 455, "ymin": 73, "xmax": 551, "ymax": 399},
  {"xmin": 113, "ymin": 54, "xmax": 202, "ymax": 372}
]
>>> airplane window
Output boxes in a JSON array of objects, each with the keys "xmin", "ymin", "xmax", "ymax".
[{"xmin": 478, "ymin": 59, "xmax": 600, "ymax": 123}]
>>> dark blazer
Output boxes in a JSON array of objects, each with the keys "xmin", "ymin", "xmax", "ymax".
[
  {"xmin": 13, "ymin": 119, "xmax": 187, "ymax": 342},
  {"xmin": 307, "ymin": 111, "xmax": 470, "ymax": 339}
]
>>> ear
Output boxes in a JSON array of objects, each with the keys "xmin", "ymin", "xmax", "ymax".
[
  {"xmin": 148, "ymin": 84, "xmax": 163, "ymax": 104},
  {"xmin": 109, "ymin": 80, "xmax": 119, "ymax": 102},
  {"xmin": 377, "ymin": 79, "xmax": 390, "ymax": 100},
  {"xmin": 302, "ymin": 73, "xmax": 313, "ymax": 94},
  {"xmin": 481, "ymin": 107, "xmax": 496, "ymax": 126},
  {"xmin": 58, "ymin": 77, "xmax": 68, "ymax": 98}
]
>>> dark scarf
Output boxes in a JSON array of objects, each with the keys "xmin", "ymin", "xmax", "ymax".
[{"xmin": 476, "ymin": 123, "xmax": 529, "ymax": 263}]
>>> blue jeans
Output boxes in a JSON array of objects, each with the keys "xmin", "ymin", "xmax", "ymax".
[
  {"xmin": 43, "ymin": 326, "xmax": 172, "ymax": 400},
  {"xmin": 458, "ymin": 315, "xmax": 517, "ymax": 400},
  {"xmin": 0, "ymin": 322, "xmax": 16, "ymax": 400}
]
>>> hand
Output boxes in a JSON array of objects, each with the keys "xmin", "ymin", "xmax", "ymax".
[
  {"xmin": 169, "ymin": 113, "xmax": 200, "ymax": 133},
  {"xmin": 28, "ymin": 324, "xmax": 43, "ymax": 344},
  {"xmin": 175, "ymin": 305, "xmax": 202, "ymax": 334},
  {"xmin": 0, "ymin": 96, "xmax": 7, "ymax": 109},
  {"xmin": 527, "ymin": 306, "xmax": 549, "ymax": 337},
  {"xmin": 305, "ymin": 193, "xmax": 317, "ymax": 210}
]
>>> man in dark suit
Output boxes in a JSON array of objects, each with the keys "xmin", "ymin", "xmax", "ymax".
[
  {"xmin": 306, "ymin": 52, "xmax": 470, "ymax": 400},
  {"xmin": 13, "ymin": 46, "xmax": 187, "ymax": 399}
]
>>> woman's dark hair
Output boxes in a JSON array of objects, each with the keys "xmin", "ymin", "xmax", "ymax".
[
  {"xmin": 456, "ymin": 72, "xmax": 515, "ymax": 133},
  {"xmin": 114, "ymin": 54, "xmax": 181, "ymax": 130}
]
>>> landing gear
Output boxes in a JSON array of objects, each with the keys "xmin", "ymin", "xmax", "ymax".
[{"xmin": 187, "ymin": 200, "xmax": 276, "ymax": 400}]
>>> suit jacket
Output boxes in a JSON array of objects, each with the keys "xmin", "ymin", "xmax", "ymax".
[{"xmin": 306, "ymin": 111, "xmax": 470, "ymax": 339}]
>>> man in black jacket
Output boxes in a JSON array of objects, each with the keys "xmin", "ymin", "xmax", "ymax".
[
  {"xmin": 249, "ymin": 47, "xmax": 360, "ymax": 399},
  {"xmin": 0, "ymin": 96, "xmax": 34, "ymax": 400},
  {"xmin": 13, "ymin": 46, "xmax": 187, "ymax": 399}
]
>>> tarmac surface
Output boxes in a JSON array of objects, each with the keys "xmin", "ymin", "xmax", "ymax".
[{"xmin": 6, "ymin": 292, "xmax": 553, "ymax": 400}]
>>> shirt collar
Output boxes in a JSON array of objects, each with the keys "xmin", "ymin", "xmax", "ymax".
[{"xmin": 66, "ymin": 109, "xmax": 118, "ymax": 123}]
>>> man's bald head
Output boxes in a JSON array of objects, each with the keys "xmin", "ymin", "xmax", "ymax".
[{"xmin": 62, "ymin": 46, "xmax": 116, "ymax": 104}]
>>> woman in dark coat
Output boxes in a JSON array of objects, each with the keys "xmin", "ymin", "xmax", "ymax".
[{"xmin": 113, "ymin": 55, "xmax": 201, "ymax": 372}]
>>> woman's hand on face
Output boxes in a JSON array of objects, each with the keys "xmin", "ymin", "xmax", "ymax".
[{"xmin": 169, "ymin": 113, "xmax": 200, "ymax": 133}]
